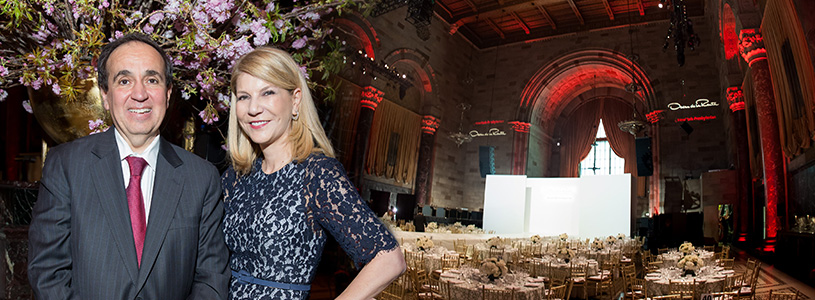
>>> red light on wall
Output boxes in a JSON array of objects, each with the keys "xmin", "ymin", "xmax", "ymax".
[
  {"xmin": 675, "ymin": 116, "xmax": 717, "ymax": 122},
  {"xmin": 421, "ymin": 115, "xmax": 440, "ymax": 134},
  {"xmin": 646, "ymin": 110, "xmax": 665, "ymax": 124},
  {"xmin": 474, "ymin": 120, "xmax": 505, "ymax": 126},
  {"xmin": 360, "ymin": 86, "xmax": 384, "ymax": 110},
  {"xmin": 508, "ymin": 121, "xmax": 530, "ymax": 133},
  {"xmin": 739, "ymin": 29, "xmax": 768, "ymax": 67}
]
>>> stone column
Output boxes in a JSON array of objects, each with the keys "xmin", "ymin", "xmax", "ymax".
[
  {"xmin": 349, "ymin": 86, "xmax": 384, "ymax": 187},
  {"xmin": 726, "ymin": 87, "xmax": 753, "ymax": 240},
  {"xmin": 414, "ymin": 115, "xmax": 440, "ymax": 206},
  {"xmin": 509, "ymin": 121, "xmax": 530, "ymax": 175},
  {"xmin": 739, "ymin": 28, "xmax": 786, "ymax": 239},
  {"xmin": 646, "ymin": 110, "xmax": 665, "ymax": 216}
]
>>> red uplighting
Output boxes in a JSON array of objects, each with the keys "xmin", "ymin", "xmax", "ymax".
[
  {"xmin": 509, "ymin": 121, "xmax": 531, "ymax": 133},
  {"xmin": 421, "ymin": 115, "xmax": 440, "ymax": 134},
  {"xmin": 721, "ymin": 4, "xmax": 739, "ymax": 60},
  {"xmin": 475, "ymin": 120, "xmax": 505, "ymax": 125},
  {"xmin": 675, "ymin": 116, "xmax": 717, "ymax": 122},
  {"xmin": 739, "ymin": 29, "xmax": 767, "ymax": 67},
  {"xmin": 730, "ymin": 102, "xmax": 745, "ymax": 112},
  {"xmin": 646, "ymin": 110, "xmax": 665, "ymax": 123},
  {"xmin": 360, "ymin": 86, "xmax": 384, "ymax": 110}
]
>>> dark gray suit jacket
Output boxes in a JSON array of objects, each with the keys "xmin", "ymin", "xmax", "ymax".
[{"xmin": 28, "ymin": 129, "xmax": 229, "ymax": 299}]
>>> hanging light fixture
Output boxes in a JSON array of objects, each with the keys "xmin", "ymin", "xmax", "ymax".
[
  {"xmin": 618, "ymin": 0, "xmax": 647, "ymax": 136},
  {"xmin": 449, "ymin": 102, "xmax": 473, "ymax": 146}
]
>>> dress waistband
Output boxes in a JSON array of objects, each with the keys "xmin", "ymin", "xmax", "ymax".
[{"xmin": 231, "ymin": 270, "xmax": 311, "ymax": 291}]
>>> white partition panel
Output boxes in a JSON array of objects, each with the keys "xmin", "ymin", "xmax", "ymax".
[
  {"xmin": 527, "ymin": 178, "xmax": 580, "ymax": 236},
  {"xmin": 577, "ymin": 174, "xmax": 632, "ymax": 238},
  {"xmin": 483, "ymin": 175, "xmax": 527, "ymax": 234}
]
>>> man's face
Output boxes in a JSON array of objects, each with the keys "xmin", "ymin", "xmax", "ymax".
[{"xmin": 101, "ymin": 41, "xmax": 171, "ymax": 146}]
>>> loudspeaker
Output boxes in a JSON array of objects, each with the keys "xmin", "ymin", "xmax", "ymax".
[
  {"xmin": 635, "ymin": 137, "xmax": 653, "ymax": 177},
  {"xmin": 680, "ymin": 121, "xmax": 694, "ymax": 135},
  {"xmin": 479, "ymin": 146, "xmax": 495, "ymax": 178}
]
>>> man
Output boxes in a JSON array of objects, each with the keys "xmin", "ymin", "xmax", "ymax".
[
  {"xmin": 414, "ymin": 209, "xmax": 427, "ymax": 232},
  {"xmin": 28, "ymin": 33, "xmax": 229, "ymax": 299}
]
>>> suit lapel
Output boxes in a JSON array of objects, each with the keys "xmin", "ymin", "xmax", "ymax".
[
  {"xmin": 136, "ymin": 137, "xmax": 184, "ymax": 291},
  {"xmin": 90, "ymin": 130, "xmax": 140, "ymax": 284}
]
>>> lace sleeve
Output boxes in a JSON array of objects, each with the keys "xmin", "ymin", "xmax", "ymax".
[{"xmin": 306, "ymin": 156, "xmax": 399, "ymax": 269}]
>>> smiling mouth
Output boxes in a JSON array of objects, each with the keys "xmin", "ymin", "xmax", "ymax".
[
  {"xmin": 129, "ymin": 108, "xmax": 152, "ymax": 114},
  {"xmin": 250, "ymin": 121, "xmax": 269, "ymax": 128}
]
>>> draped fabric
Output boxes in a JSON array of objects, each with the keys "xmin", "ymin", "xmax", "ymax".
[
  {"xmin": 600, "ymin": 99, "xmax": 647, "ymax": 197},
  {"xmin": 601, "ymin": 100, "xmax": 637, "ymax": 175},
  {"xmin": 331, "ymin": 81, "xmax": 362, "ymax": 167},
  {"xmin": 365, "ymin": 99, "xmax": 422, "ymax": 186},
  {"xmin": 559, "ymin": 101, "xmax": 604, "ymax": 177},
  {"xmin": 762, "ymin": 0, "xmax": 815, "ymax": 157}
]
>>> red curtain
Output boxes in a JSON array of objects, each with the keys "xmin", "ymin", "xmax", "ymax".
[
  {"xmin": 601, "ymin": 99, "xmax": 637, "ymax": 175},
  {"xmin": 559, "ymin": 101, "xmax": 604, "ymax": 177}
]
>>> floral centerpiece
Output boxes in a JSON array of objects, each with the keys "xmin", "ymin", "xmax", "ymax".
[
  {"xmin": 0, "ymin": 0, "xmax": 364, "ymax": 128},
  {"xmin": 605, "ymin": 235, "xmax": 616, "ymax": 245},
  {"xmin": 416, "ymin": 236, "xmax": 434, "ymax": 251},
  {"xmin": 617, "ymin": 233, "xmax": 626, "ymax": 240},
  {"xmin": 677, "ymin": 254, "xmax": 703, "ymax": 276},
  {"xmin": 679, "ymin": 242, "xmax": 695, "ymax": 255},
  {"xmin": 592, "ymin": 239, "xmax": 605, "ymax": 251},
  {"xmin": 558, "ymin": 233, "xmax": 569, "ymax": 241},
  {"xmin": 479, "ymin": 257, "xmax": 507, "ymax": 281},
  {"xmin": 556, "ymin": 247, "xmax": 575, "ymax": 263},
  {"xmin": 530, "ymin": 235, "xmax": 542, "ymax": 244},
  {"xmin": 427, "ymin": 222, "xmax": 438, "ymax": 232},
  {"xmin": 487, "ymin": 236, "xmax": 504, "ymax": 249}
]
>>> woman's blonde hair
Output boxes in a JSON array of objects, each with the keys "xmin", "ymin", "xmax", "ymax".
[{"xmin": 227, "ymin": 47, "xmax": 335, "ymax": 175}]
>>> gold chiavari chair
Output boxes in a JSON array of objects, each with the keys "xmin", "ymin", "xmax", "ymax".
[
  {"xmin": 377, "ymin": 274, "xmax": 407, "ymax": 300},
  {"xmin": 547, "ymin": 282, "xmax": 572, "ymax": 300},
  {"xmin": 623, "ymin": 277, "xmax": 647, "ymax": 300},
  {"xmin": 482, "ymin": 286, "xmax": 515, "ymax": 300},
  {"xmin": 768, "ymin": 289, "xmax": 800, "ymax": 300},
  {"xmin": 646, "ymin": 261, "xmax": 663, "ymax": 273},
  {"xmin": 668, "ymin": 279, "xmax": 696, "ymax": 300},
  {"xmin": 408, "ymin": 267, "xmax": 442, "ymax": 300},
  {"xmin": 488, "ymin": 248, "xmax": 504, "ymax": 259},
  {"xmin": 657, "ymin": 248, "xmax": 670, "ymax": 255},
  {"xmin": 405, "ymin": 250, "xmax": 425, "ymax": 270},
  {"xmin": 703, "ymin": 245, "xmax": 715, "ymax": 252},
  {"xmin": 441, "ymin": 253, "xmax": 461, "ymax": 271},
  {"xmin": 718, "ymin": 258, "xmax": 735, "ymax": 270},
  {"xmin": 550, "ymin": 267, "xmax": 570, "ymax": 287},
  {"xmin": 721, "ymin": 245, "xmax": 731, "ymax": 259},
  {"xmin": 439, "ymin": 279, "xmax": 452, "ymax": 300},
  {"xmin": 569, "ymin": 262, "xmax": 589, "ymax": 299}
]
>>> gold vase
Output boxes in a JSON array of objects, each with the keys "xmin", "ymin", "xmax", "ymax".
[{"xmin": 27, "ymin": 77, "xmax": 110, "ymax": 144}]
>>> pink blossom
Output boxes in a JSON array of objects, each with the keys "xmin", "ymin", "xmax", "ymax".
[
  {"xmin": 30, "ymin": 78, "xmax": 43, "ymax": 90},
  {"xmin": 250, "ymin": 20, "xmax": 271, "ymax": 46},
  {"xmin": 265, "ymin": 2, "xmax": 275, "ymax": 11},
  {"xmin": 299, "ymin": 66, "xmax": 310, "ymax": 80},
  {"xmin": 274, "ymin": 19, "xmax": 285, "ymax": 29},
  {"xmin": 199, "ymin": 109, "xmax": 219, "ymax": 124},
  {"xmin": 98, "ymin": 0, "xmax": 109, "ymax": 8},
  {"xmin": 291, "ymin": 36, "xmax": 307, "ymax": 49},
  {"xmin": 203, "ymin": 0, "xmax": 234, "ymax": 23},
  {"xmin": 22, "ymin": 100, "xmax": 33, "ymax": 113},
  {"xmin": 0, "ymin": 89, "xmax": 7, "ymax": 102},
  {"xmin": 52, "ymin": 83, "xmax": 61, "ymax": 95},
  {"xmin": 88, "ymin": 119, "xmax": 109, "ymax": 134},
  {"xmin": 143, "ymin": 24, "xmax": 154, "ymax": 34},
  {"xmin": 0, "ymin": 64, "xmax": 8, "ymax": 77},
  {"xmin": 182, "ymin": 91, "xmax": 191, "ymax": 100},
  {"xmin": 62, "ymin": 54, "xmax": 74, "ymax": 69},
  {"xmin": 221, "ymin": 144, "xmax": 228, "ymax": 151},
  {"xmin": 304, "ymin": 12, "xmax": 320, "ymax": 20},
  {"xmin": 149, "ymin": 12, "xmax": 165, "ymax": 25}
]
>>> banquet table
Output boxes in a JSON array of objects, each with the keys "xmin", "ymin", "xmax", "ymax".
[
  {"xmin": 439, "ymin": 267, "xmax": 547, "ymax": 300},
  {"xmin": 532, "ymin": 256, "xmax": 600, "ymax": 277},
  {"xmin": 402, "ymin": 244, "xmax": 459, "ymax": 273},
  {"xmin": 659, "ymin": 250, "xmax": 716, "ymax": 268},
  {"xmin": 645, "ymin": 266, "xmax": 735, "ymax": 299}
]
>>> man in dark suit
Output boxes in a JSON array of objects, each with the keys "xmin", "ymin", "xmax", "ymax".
[
  {"xmin": 414, "ymin": 209, "xmax": 427, "ymax": 232},
  {"xmin": 28, "ymin": 33, "xmax": 229, "ymax": 299}
]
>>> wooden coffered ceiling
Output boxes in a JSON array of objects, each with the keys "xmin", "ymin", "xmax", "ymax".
[{"xmin": 434, "ymin": 0, "xmax": 705, "ymax": 48}]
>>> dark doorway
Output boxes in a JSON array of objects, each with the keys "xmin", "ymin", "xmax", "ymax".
[
  {"xmin": 369, "ymin": 190, "xmax": 390, "ymax": 217},
  {"xmin": 396, "ymin": 193, "xmax": 416, "ymax": 221}
]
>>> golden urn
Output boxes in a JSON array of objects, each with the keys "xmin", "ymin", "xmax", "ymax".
[{"xmin": 27, "ymin": 77, "xmax": 110, "ymax": 144}]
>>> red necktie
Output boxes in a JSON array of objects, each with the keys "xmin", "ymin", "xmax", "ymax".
[{"xmin": 125, "ymin": 156, "xmax": 148, "ymax": 267}]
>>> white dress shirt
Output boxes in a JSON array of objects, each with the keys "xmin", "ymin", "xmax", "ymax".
[{"xmin": 115, "ymin": 130, "xmax": 160, "ymax": 225}]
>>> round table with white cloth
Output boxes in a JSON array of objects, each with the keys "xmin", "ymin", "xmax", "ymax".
[
  {"xmin": 439, "ymin": 267, "xmax": 547, "ymax": 300},
  {"xmin": 402, "ymin": 244, "xmax": 459, "ymax": 273},
  {"xmin": 645, "ymin": 266, "xmax": 735, "ymax": 299},
  {"xmin": 659, "ymin": 250, "xmax": 716, "ymax": 268}
]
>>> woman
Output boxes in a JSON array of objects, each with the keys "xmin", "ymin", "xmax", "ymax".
[{"xmin": 222, "ymin": 47, "xmax": 405, "ymax": 299}]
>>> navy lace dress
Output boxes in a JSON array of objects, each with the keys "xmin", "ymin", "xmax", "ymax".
[{"xmin": 222, "ymin": 154, "xmax": 399, "ymax": 299}]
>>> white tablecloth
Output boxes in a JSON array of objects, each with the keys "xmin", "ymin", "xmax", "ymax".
[
  {"xmin": 645, "ymin": 266, "xmax": 734, "ymax": 299},
  {"xmin": 440, "ymin": 267, "xmax": 546, "ymax": 300}
]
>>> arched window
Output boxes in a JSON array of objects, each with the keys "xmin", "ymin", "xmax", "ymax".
[{"xmin": 579, "ymin": 120, "xmax": 625, "ymax": 176}]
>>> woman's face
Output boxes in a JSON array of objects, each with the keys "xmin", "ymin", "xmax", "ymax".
[{"xmin": 234, "ymin": 72, "xmax": 301, "ymax": 149}]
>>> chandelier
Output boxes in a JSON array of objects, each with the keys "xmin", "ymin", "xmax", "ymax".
[
  {"xmin": 617, "ymin": 3, "xmax": 647, "ymax": 137},
  {"xmin": 449, "ymin": 103, "xmax": 472, "ymax": 147},
  {"xmin": 661, "ymin": 0, "xmax": 700, "ymax": 66}
]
